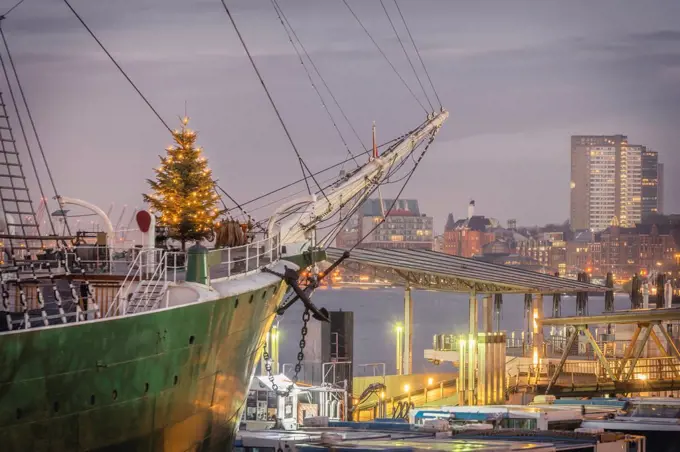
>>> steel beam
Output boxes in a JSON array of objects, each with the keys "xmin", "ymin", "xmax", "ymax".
[
  {"xmin": 582, "ymin": 327, "xmax": 617, "ymax": 382},
  {"xmin": 624, "ymin": 325, "xmax": 652, "ymax": 381},
  {"xmin": 468, "ymin": 292, "xmax": 477, "ymax": 404},
  {"xmin": 616, "ymin": 325, "xmax": 641, "ymax": 380},
  {"xmin": 541, "ymin": 308, "xmax": 680, "ymax": 326},
  {"xmin": 649, "ymin": 326, "xmax": 679, "ymax": 378},
  {"xmin": 545, "ymin": 327, "xmax": 579, "ymax": 394},
  {"xmin": 403, "ymin": 285, "xmax": 413, "ymax": 375},
  {"xmin": 658, "ymin": 323, "xmax": 680, "ymax": 362}
]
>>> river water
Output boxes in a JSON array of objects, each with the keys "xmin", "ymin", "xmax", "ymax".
[{"xmin": 277, "ymin": 287, "xmax": 633, "ymax": 375}]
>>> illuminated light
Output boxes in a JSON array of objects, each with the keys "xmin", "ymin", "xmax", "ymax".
[
  {"xmin": 403, "ymin": 384, "xmax": 410, "ymax": 392},
  {"xmin": 380, "ymin": 391, "xmax": 385, "ymax": 400},
  {"xmin": 635, "ymin": 374, "xmax": 648, "ymax": 381},
  {"xmin": 395, "ymin": 323, "xmax": 403, "ymax": 333},
  {"xmin": 427, "ymin": 377, "xmax": 433, "ymax": 386},
  {"xmin": 532, "ymin": 348, "xmax": 539, "ymax": 366}
]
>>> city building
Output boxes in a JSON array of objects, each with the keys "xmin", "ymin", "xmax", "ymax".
[
  {"xmin": 516, "ymin": 233, "xmax": 567, "ymax": 274},
  {"xmin": 356, "ymin": 198, "xmax": 433, "ymax": 250},
  {"xmin": 475, "ymin": 239, "xmax": 543, "ymax": 271},
  {"xmin": 442, "ymin": 201, "xmax": 499, "ymax": 257},
  {"xmin": 564, "ymin": 224, "xmax": 680, "ymax": 279},
  {"xmin": 641, "ymin": 148, "xmax": 660, "ymax": 221},
  {"xmin": 570, "ymin": 135, "xmax": 644, "ymax": 232},
  {"xmin": 620, "ymin": 144, "xmax": 642, "ymax": 227},
  {"xmin": 596, "ymin": 224, "xmax": 679, "ymax": 278},
  {"xmin": 658, "ymin": 162, "xmax": 665, "ymax": 214}
]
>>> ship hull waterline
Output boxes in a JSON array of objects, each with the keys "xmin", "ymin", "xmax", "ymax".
[{"xmin": 0, "ymin": 264, "xmax": 291, "ymax": 451}]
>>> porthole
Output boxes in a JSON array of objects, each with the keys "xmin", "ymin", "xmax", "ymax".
[
  {"xmin": 249, "ymin": 294, "xmax": 254, "ymax": 304},
  {"xmin": 174, "ymin": 375, "xmax": 179, "ymax": 385},
  {"xmin": 144, "ymin": 383, "xmax": 149, "ymax": 394},
  {"xmin": 90, "ymin": 395, "xmax": 96, "ymax": 405},
  {"xmin": 234, "ymin": 298, "xmax": 239, "ymax": 308},
  {"xmin": 189, "ymin": 335, "xmax": 195, "ymax": 345},
  {"xmin": 112, "ymin": 390, "xmax": 118, "ymax": 401},
  {"xmin": 261, "ymin": 290, "xmax": 267, "ymax": 299}
]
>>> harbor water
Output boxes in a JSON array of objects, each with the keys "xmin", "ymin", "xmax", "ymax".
[{"xmin": 278, "ymin": 287, "xmax": 634, "ymax": 374}]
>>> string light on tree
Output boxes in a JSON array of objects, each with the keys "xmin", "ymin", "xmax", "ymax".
[{"xmin": 143, "ymin": 117, "xmax": 223, "ymax": 250}]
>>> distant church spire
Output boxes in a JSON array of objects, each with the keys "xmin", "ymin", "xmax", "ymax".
[{"xmin": 445, "ymin": 213, "xmax": 456, "ymax": 232}]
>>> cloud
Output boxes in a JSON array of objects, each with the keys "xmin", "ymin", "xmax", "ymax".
[{"xmin": 629, "ymin": 30, "xmax": 680, "ymax": 42}]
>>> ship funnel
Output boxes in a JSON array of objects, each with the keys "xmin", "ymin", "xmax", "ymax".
[{"xmin": 468, "ymin": 200, "xmax": 475, "ymax": 219}]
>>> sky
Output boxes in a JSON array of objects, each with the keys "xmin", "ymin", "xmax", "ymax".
[{"xmin": 1, "ymin": 0, "xmax": 679, "ymax": 233}]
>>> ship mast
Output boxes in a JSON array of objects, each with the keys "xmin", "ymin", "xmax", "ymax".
[{"xmin": 268, "ymin": 109, "xmax": 448, "ymax": 250}]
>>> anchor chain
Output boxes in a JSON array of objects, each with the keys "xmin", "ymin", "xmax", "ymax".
[{"xmin": 263, "ymin": 307, "xmax": 311, "ymax": 397}]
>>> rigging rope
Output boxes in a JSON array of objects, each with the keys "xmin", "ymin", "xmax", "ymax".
[
  {"xmin": 0, "ymin": 27, "xmax": 56, "ymax": 238},
  {"xmin": 272, "ymin": 0, "xmax": 369, "ymax": 156},
  {"xmin": 271, "ymin": 0, "xmax": 358, "ymax": 168},
  {"xmin": 0, "ymin": 25, "xmax": 63, "ymax": 236},
  {"xmin": 62, "ymin": 0, "xmax": 171, "ymax": 134},
  {"xmin": 348, "ymin": 132, "xmax": 436, "ymax": 252},
  {"xmin": 319, "ymin": 138, "xmax": 420, "ymax": 248},
  {"xmin": 238, "ymin": 133, "xmax": 402, "ymax": 210},
  {"xmin": 1, "ymin": 0, "xmax": 25, "ymax": 17},
  {"xmin": 341, "ymin": 0, "xmax": 428, "ymax": 114},
  {"xmin": 379, "ymin": 0, "xmax": 433, "ymax": 111},
  {"xmin": 392, "ymin": 0, "xmax": 442, "ymax": 109},
  {"xmin": 219, "ymin": 0, "xmax": 329, "ymax": 202},
  {"xmin": 62, "ymin": 0, "xmax": 247, "ymax": 222}
]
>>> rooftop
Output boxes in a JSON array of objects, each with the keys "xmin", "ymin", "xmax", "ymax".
[{"xmin": 327, "ymin": 247, "xmax": 606, "ymax": 294}]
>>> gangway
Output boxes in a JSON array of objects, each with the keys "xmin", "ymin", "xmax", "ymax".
[
  {"xmin": 354, "ymin": 377, "xmax": 459, "ymax": 421},
  {"xmin": 538, "ymin": 308, "xmax": 680, "ymax": 396}
]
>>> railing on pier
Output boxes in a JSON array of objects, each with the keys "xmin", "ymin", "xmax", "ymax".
[
  {"xmin": 208, "ymin": 233, "xmax": 281, "ymax": 280},
  {"xmin": 508, "ymin": 356, "xmax": 680, "ymax": 390}
]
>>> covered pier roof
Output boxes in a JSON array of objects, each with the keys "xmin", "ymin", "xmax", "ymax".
[{"xmin": 325, "ymin": 248, "xmax": 606, "ymax": 295}]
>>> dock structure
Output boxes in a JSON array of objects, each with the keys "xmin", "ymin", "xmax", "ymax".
[
  {"xmin": 539, "ymin": 308, "xmax": 680, "ymax": 396},
  {"xmin": 326, "ymin": 248, "xmax": 607, "ymax": 405}
]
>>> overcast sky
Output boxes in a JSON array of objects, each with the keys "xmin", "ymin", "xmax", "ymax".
[{"xmin": 2, "ymin": 0, "xmax": 679, "ymax": 232}]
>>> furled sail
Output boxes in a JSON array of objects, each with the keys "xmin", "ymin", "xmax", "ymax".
[{"xmin": 268, "ymin": 110, "xmax": 448, "ymax": 253}]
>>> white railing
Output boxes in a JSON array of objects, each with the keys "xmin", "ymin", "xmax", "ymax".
[
  {"xmin": 105, "ymin": 249, "xmax": 184, "ymax": 317},
  {"xmin": 209, "ymin": 232, "xmax": 281, "ymax": 279}
]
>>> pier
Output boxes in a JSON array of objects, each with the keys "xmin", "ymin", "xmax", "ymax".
[{"xmin": 325, "ymin": 247, "xmax": 621, "ymax": 410}]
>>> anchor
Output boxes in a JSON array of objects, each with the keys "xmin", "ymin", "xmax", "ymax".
[{"xmin": 262, "ymin": 250, "xmax": 350, "ymax": 322}]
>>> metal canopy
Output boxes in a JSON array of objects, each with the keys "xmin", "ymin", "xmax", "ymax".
[{"xmin": 325, "ymin": 247, "xmax": 607, "ymax": 294}]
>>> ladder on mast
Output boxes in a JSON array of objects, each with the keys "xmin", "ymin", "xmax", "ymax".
[{"xmin": 0, "ymin": 91, "xmax": 41, "ymax": 256}]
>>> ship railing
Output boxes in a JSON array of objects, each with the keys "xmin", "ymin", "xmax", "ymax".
[
  {"xmin": 6, "ymin": 307, "xmax": 101, "ymax": 331},
  {"xmin": 208, "ymin": 232, "xmax": 281, "ymax": 280},
  {"xmin": 105, "ymin": 248, "xmax": 184, "ymax": 318},
  {"xmin": 125, "ymin": 252, "xmax": 169, "ymax": 314}
]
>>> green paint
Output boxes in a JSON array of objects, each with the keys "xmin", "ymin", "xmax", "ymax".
[
  {"xmin": 283, "ymin": 249, "xmax": 327, "ymax": 269},
  {"xmin": 0, "ymin": 280, "xmax": 287, "ymax": 451},
  {"xmin": 185, "ymin": 244, "xmax": 209, "ymax": 285}
]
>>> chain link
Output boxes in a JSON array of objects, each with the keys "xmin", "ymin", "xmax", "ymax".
[{"xmin": 263, "ymin": 307, "xmax": 311, "ymax": 397}]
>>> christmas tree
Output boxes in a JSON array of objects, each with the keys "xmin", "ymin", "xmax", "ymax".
[{"xmin": 143, "ymin": 117, "xmax": 222, "ymax": 250}]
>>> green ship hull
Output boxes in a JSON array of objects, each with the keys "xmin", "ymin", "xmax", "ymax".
[{"xmin": 0, "ymin": 276, "xmax": 287, "ymax": 451}]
